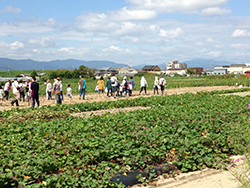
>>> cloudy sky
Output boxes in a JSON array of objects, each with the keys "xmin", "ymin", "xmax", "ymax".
[{"xmin": 0, "ymin": 0, "xmax": 250, "ymax": 65}]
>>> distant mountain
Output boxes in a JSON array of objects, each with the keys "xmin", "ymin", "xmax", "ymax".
[{"xmin": 0, "ymin": 58, "xmax": 127, "ymax": 71}]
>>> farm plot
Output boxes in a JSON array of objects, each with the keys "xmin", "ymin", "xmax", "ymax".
[{"xmin": 0, "ymin": 91, "xmax": 250, "ymax": 187}]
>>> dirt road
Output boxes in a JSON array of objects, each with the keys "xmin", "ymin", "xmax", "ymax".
[{"xmin": 0, "ymin": 86, "xmax": 240, "ymax": 111}]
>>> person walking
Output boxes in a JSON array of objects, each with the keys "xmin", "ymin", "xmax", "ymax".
[
  {"xmin": 18, "ymin": 80, "xmax": 25, "ymax": 102},
  {"xmin": 3, "ymin": 80, "xmax": 11, "ymax": 101},
  {"xmin": 116, "ymin": 78, "xmax": 120, "ymax": 97},
  {"xmin": 0, "ymin": 84, "xmax": 3, "ymax": 106},
  {"xmin": 139, "ymin": 76, "xmax": 147, "ymax": 95},
  {"xmin": 128, "ymin": 81, "xmax": 133, "ymax": 96},
  {"xmin": 52, "ymin": 77, "xmax": 61, "ymax": 104},
  {"xmin": 31, "ymin": 77, "xmax": 39, "ymax": 108},
  {"xmin": 159, "ymin": 75, "xmax": 166, "ymax": 95},
  {"xmin": 25, "ymin": 79, "xmax": 31, "ymax": 102},
  {"xmin": 106, "ymin": 77, "xmax": 112, "ymax": 97},
  {"xmin": 129, "ymin": 76, "xmax": 135, "ymax": 95},
  {"xmin": 97, "ymin": 76, "xmax": 104, "ymax": 98},
  {"xmin": 59, "ymin": 78, "xmax": 63, "ymax": 102},
  {"xmin": 78, "ymin": 76, "xmax": 86, "ymax": 100},
  {"xmin": 110, "ymin": 73, "xmax": 117, "ymax": 99},
  {"xmin": 67, "ymin": 84, "xmax": 72, "ymax": 103},
  {"xmin": 46, "ymin": 80, "xmax": 53, "ymax": 100},
  {"xmin": 154, "ymin": 76, "xmax": 159, "ymax": 95},
  {"xmin": 120, "ymin": 76, "xmax": 128, "ymax": 97},
  {"xmin": 11, "ymin": 78, "xmax": 20, "ymax": 106}
]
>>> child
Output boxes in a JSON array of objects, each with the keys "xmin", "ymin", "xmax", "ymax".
[
  {"xmin": 67, "ymin": 84, "xmax": 72, "ymax": 103},
  {"xmin": 128, "ymin": 81, "xmax": 133, "ymax": 96},
  {"xmin": 0, "ymin": 85, "xmax": 3, "ymax": 106}
]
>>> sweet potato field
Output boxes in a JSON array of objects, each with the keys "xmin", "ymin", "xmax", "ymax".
[{"xmin": 1, "ymin": 89, "xmax": 250, "ymax": 187}]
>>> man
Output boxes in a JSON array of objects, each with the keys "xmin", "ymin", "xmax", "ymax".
[
  {"xmin": 78, "ymin": 76, "xmax": 86, "ymax": 100},
  {"xmin": 110, "ymin": 73, "xmax": 117, "ymax": 99},
  {"xmin": 129, "ymin": 76, "xmax": 135, "ymax": 95},
  {"xmin": 159, "ymin": 75, "xmax": 166, "ymax": 95},
  {"xmin": 31, "ymin": 77, "xmax": 39, "ymax": 107},
  {"xmin": 52, "ymin": 77, "xmax": 61, "ymax": 104},
  {"xmin": 11, "ymin": 78, "xmax": 19, "ymax": 106}
]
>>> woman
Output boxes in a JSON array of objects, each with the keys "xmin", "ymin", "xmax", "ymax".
[
  {"xmin": 139, "ymin": 76, "xmax": 147, "ymax": 95},
  {"xmin": 3, "ymin": 80, "xmax": 11, "ymax": 101},
  {"xmin": 18, "ymin": 80, "xmax": 25, "ymax": 102},
  {"xmin": 97, "ymin": 76, "xmax": 104, "ymax": 98},
  {"xmin": 46, "ymin": 80, "xmax": 52, "ymax": 100},
  {"xmin": 154, "ymin": 76, "xmax": 159, "ymax": 95}
]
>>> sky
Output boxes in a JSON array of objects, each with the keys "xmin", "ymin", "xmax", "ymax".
[{"xmin": 0, "ymin": 0, "xmax": 250, "ymax": 66}]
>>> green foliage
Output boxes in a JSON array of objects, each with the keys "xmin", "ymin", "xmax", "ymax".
[
  {"xmin": 186, "ymin": 68, "xmax": 195, "ymax": 75},
  {"xmin": 78, "ymin": 65, "xmax": 95, "ymax": 78},
  {"xmin": 30, "ymin": 69, "xmax": 38, "ymax": 78},
  {"xmin": 1, "ymin": 89, "xmax": 250, "ymax": 187}
]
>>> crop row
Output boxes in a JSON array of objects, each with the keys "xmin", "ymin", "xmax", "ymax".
[{"xmin": 1, "ymin": 91, "xmax": 250, "ymax": 187}]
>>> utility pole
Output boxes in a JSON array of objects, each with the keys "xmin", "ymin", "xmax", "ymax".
[{"xmin": 8, "ymin": 65, "xmax": 10, "ymax": 77}]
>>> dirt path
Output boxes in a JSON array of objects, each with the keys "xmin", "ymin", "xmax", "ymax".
[
  {"xmin": 0, "ymin": 86, "xmax": 240, "ymax": 111},
  {"xmin": 71, "ymin": 106, "xmax": 151, "ymax": 118}
]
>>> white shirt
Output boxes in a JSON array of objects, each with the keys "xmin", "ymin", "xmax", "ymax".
[
  {"xmin": 154, "ymin": 79, "xmax": 159, "ymax": 86},
  {"xmin": 12, "ymin": 81, "xmax": 19, "ymax": 93},
  {"xmin": 60, "ymin": 82, "xmax": 62, "ymax": 91},
  {"xmin": 159, "ymin": 78, "xmax": 166, "ymax": 86},
  {"xmin": 46, "ymin": 83, "xmax": 52, "ymax": 92},
  {"xmin": 110, "ymin": 76, "xmax": 117, "ymax": 87},
  {"xmin": 4, "ymin": 82, "xmax": 10, "ymax": 91},
  {"xmin": 67, "ymin": 88, "xmax": 72, "ymax": 95}
]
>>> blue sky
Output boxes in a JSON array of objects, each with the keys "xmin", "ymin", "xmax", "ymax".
[{"xmin": 0, "ymin": 0, "xmax": 250, "ymax": 66}]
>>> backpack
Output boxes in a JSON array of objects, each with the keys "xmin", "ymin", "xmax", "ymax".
[
  {"xmin": 124, "ymin": 81, "xmax": 128, "ymax": 87},
  {"xmin": 19, "ymin": 85, "xmax": 24, "ymax": 93}
]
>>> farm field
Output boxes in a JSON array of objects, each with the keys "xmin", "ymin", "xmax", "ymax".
[{"xmin": 1, "ymin": 87, "xmax": 250, "ymax": 187}]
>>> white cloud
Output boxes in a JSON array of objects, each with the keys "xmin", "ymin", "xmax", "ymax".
[
  {"xmin": 207, "ymin": 37, "xmax": 220, "ymax": 44},
  {"xmin": 206, "ymin": 51, "xmax": 221, "ymax": 57},
  {"xmin": 128, "ymin": 0, "xmax": 229, "ymax": 13},
  {"xmin": 28, "ymin": 37, "xmax": 57, "ymax": 48},
  {"xmin": 0, "ymin": 6, "xmax": 21, "ymax": 14},
  {"xmin": 232, "ymin": 29, "xmax": 250, "ymax": 37},
  {"xmin": 159, "ymin": 28, "xmax": 183, "ymax": 38},
  {"xmin": 201, "ymin": 7, "xmax": 231, "ymax": 16},
  {"xmin": 113, "ymin": 7, "xmax": 157, "ymax": 21},
  {"xmin": 10, "ymin": 41, "xmax": 24, "ymax": 50}
]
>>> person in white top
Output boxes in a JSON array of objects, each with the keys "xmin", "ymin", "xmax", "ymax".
[
  {"xmin": 139, "ymin": 76, "xmax": 147, "ymax": 95},
  {"xmin": 67, "ymin": 84, "xmax": 72, "ymax": 103},
  {"xmin": 59, "ymin": 78, "xmax": 63, "ymax": 101},
  {"xmin": 154, "ymin": 76, "xmax": 159, "ymax": 95},
  {"xmin": 46, "ymin": 80, "xmax": 53, "ymax": 100},
  {"xmin": 159, "ymin": 75, "xmax": 166, "ymax": 95},
  {"xmin": 120, "ymin": 76, "xmax": 128, "ymax": 97},
  {"xmin": 110, "ymin": 73, "xmax": 117, "ymax": 98},
  {"xmin": 3, "ymin": 80, "xmax": 11, "ymax": 101},
  {"xmin": 11, "ymin": 78, "xmax": 19, "ymax": 106}
]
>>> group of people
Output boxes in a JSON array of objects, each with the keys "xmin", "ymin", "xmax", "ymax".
[
  {"xmin": 0, "ymin": 74, "xmax": 167, "ymax": 107},
  {"xmin": 0, "ymin": 77, "xmax": 39, "ymax": 107},
  {"xmin": 95, "ymin": 74, "xmax": 166, "ymax": 99}
]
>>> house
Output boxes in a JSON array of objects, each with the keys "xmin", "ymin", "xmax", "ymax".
[
  {"xmin": 117, "ymin": 67, "xmax": 138, "ymax": 76},
  {"xmin": 213, "ymin": 66, "xmax": 229, "ymax": 75},
  {"xmin": 141, "ymin": 65, "xmax": 161, "ymax": 73},
  {"xmin": 188, "ymin": 67, "xmax": 204, "ymax": 75},
  {"xmin": 245, "ymin": 70, "xmax": 250, "ymax": 78},
  {"xmin": 95, "ymin": 67, "xmax": 118, "ymax": 78},
  {"xmin": 165, "ymin": 69, "xmax": 186, "ymax": 75},
  {"xmin": 20, "ymin": 74, "xmax": 30, "ymax": 77},
  {"xmin": 37, "ymin": 72, "xmax": 47, "ymax": 77},
  {"xmin": 229, "ymin": 64, "xmax": 246, "ymax": 74},
  {"xmin": 167, "ymin": 61, "xmax": 187, "ymax": 70}
]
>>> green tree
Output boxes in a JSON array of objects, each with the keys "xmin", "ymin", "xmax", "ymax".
[
  {"xmin": 78, "ymin": 65, "xmax": 95, "ymax": 77},
  {"xmin": 30, "ymin": 69, "xmax": 38, "ymax": 77},
  {"xmin": 49, "ymin": 71, "xmax": 58, "ymax": 79},
  {"xmin": 186, "ymin": 68, "xmax": 195, "ymax": 75}
]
